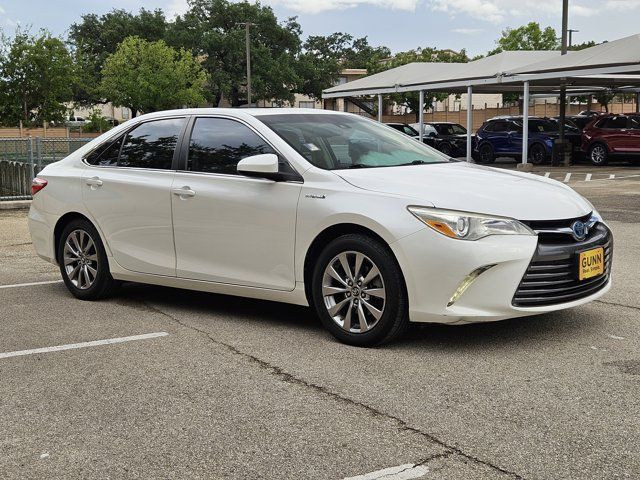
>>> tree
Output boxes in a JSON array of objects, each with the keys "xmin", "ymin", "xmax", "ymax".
[
  {"xmin": 167, "ymin": 0, "xmax": 301, "ymax": 107},
  {"xmin": 69, "ymin": 9, "xmax": 168, "ymax": 106},
  {"xmin": 490, "ymin": 22, "xmax": 559, "ymax": 54},
  {"xmin": 0, "ymin": 29, "xmax": 75, "ymax": 125},
  {"xmin": 296, "ymin": 33, "xmax": 390, "ymax": 100},
  {"xmin": 100, "ymin": 36, "xmax": 207, "ymax": 117},
  {"xmin": 368, "ymin": 47, "xmax": 469, "ymax": 121}
]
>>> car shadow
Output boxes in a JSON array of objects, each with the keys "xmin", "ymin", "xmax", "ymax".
[{"xmin": 113, "ymin": 282, "xmax": 600, "ymax": 352}]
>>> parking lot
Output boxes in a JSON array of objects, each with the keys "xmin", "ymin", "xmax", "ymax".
[{"xmin": 1, "ymin": 166, "xmax": 639, "ymax": 479}]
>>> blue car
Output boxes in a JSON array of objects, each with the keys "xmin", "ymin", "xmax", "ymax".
[{"xmin": 474, "ymin": 116, "xmax": 580, "ymax": 164}]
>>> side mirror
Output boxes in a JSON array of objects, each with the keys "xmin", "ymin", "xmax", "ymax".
[
  {"xmin": 428, "ymin": 132, "xmax": 437, "ymax": 137},
  {"xmin": 237, "ymin": 153, "xmax": 281, "ymax": 181}
]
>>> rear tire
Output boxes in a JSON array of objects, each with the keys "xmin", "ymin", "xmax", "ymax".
[
  {"xmin": 477, "ymin": 143, "xmax": 495, "ymax": 164},
  {"xmin": 529, "ymin": 143, "xmax": 547, "ymax": 165},
  {"xmin": 588, "ymin": 143, "xmax": 609, "ymax": 166},
  {"xmin": 311, "ymin": 234, "xmax": 408, "ymax": 347},
  {"xmin": 57, "ymin": 219, "xmax": 118, "ymax": 300}
]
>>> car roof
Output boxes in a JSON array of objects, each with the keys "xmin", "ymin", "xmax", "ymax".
[{"xmin": 132, "ymin": 108, "xmax": 357, "ymax": 122}]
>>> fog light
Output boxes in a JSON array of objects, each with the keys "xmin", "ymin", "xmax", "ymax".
[{"xmin": 447, "ymin": 264, "xmax": 496, "ymax": 307}]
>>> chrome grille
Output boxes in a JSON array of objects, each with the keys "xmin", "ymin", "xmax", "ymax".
[{"xmin": 513, "ymin": 223, "xmax": 612, "ymax": 307}]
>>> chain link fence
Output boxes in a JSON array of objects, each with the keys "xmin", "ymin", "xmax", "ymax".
[{"xmin": 0, "ymin": 137, "xmax": 93, "ymax": 201}]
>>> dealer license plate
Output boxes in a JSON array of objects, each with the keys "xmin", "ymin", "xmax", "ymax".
[{"xmin": 578, "ymin": 247, "xmax": 604, "ymax": 281}]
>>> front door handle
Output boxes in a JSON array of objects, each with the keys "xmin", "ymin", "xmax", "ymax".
[
  {"xmin": 85, "ymin": 176, "xmax": 103, "ymax": 188},
  {"xmin": 172, "ymin": 186, "xmax": 196, "ymax": 198}
]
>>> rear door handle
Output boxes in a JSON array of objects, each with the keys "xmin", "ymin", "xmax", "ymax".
[
  {"xmin": 85, "ymin": 176, "xmax": 103, "ymax": 188},
  {"xmin": 172, "ymin": 186, "xmax": 196, "ymax": 198}
]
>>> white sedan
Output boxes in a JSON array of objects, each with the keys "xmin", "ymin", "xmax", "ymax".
[{"xmin": 28, "ymin": 109, "xmax": 612, "ymax": 346}]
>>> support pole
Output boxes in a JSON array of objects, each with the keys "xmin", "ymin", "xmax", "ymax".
[
  {"xmin": 245, "ymin": 23, "xmax": 252, "ymax": 106},
  {"xmin": 558, "ymin": 0, "xmax": 569, "ymax": 165},
  {"xmin": 418, "ymin": 90, "xmax": 424, "ymax": 143},
  {"xmin": 466, "ymin": 85, "xmax": 473, "ymax": 162},
  {"xmin": 377, "ymin": 94, "xmax": 383, "ymax": 122},
  {"xmin": 522, "ymin": 81, "xmax": 530, "ymax": 165},
  {"xmin": 636, "ymin": 92, "xmax": 640, "ymax": 113}
]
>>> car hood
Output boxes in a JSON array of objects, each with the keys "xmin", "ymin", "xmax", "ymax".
[{"xmin": 335, "ymin": 162, "xmax": 592, "ymax": 220}]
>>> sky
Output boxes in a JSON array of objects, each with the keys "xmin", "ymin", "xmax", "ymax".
[{"xmin": 1, "ymin": 0, "xmax": 640, "ymax": 57}]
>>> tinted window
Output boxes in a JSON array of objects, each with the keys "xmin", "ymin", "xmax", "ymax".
[
  {"xmin": 629, "ymin": 116, "xmax": 640, "ymax": 129},
  {"xmin": 433, "ymin": 123, "xmax": 466, "ymax": 135},
  {"xmin": 187, "ymin": 117, "xmax": 276, "ymax": 175},
  {"xmin": 597, "ymin": 116, "xmax": 628, "ymax": 129},
  {"xmin": 487, "ymin": 121, "xmax": 509, "ymax": 133},
  {"xmin": 85, "ymin": 136, "xmax": 123, "ymax": 166},
  {"xmin": 259, "ymin": 113, "xmax": 448, "ymax": 170},
  {"xmin": 119, "ymin": 118, "xmax": 186, "ymax": 169}
]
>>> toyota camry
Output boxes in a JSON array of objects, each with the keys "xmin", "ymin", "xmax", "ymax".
[{"xmin": 28, "ymin": 109, "xmax": 612, "ymax": 346}]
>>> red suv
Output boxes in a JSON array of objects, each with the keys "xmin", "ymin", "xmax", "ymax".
[{"xmin": 582, "ymin": 114, "xmax": 640, "ymax": 166}]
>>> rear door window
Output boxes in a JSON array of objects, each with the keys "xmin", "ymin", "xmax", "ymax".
[{"xmin": 118, "ymin": 117, "xmax": 186, "ymax": 169}]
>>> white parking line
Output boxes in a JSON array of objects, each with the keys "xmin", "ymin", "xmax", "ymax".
[
  {"xmin": 0, "ymin": 332, "xmax": 169, "ymax": 359},
  {"xmin": 543, "ymin": 172, "xmax": 551, "ymax": 178},
  {"xmin": 585, "ymin": 173, "xmax": 592, "ymax": 181},
  {"xmin": 609, "ymin": 174, "xmax": 615, "ymax": 179},
  {"xmin": 343, "ymin": 464, "xmax": 429, "ymax": 480},
  {"xmin": 0, "ymin": 280, "xmax": 63, "ymax": 290},
  {"xmin": 563, "ymin": 173, "xmax": 572, "ymax": 183}
]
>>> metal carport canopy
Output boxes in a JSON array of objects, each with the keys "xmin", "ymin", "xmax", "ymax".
[{"xmin": 322, "ymin": 35, "xmax": 640, "ymax": 162}]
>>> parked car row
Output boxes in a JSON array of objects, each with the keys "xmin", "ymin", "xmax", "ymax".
[
  {"xmin": 389, "ymin": 111, "xmax": 640, "ymax": 166},
  {"xmin": 386, "ymin": 121, "xmax": 474, "ymax": 157}
]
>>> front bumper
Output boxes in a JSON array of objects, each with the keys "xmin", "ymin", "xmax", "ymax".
[{"xmin": 390, "ymin": 224, "xmax": 612, "ymax": 325}]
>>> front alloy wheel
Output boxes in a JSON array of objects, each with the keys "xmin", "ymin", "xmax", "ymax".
[
  {"xmin": 589, "ymin": 144, "xmax": 608, "ymax": 166},
  {"xmin": 322, "ymin": 251, "xmax": 386, "ymax": 333},
  {"xmin": 311, "ymin": 234, "xmax": 408, "ymax": 346}
]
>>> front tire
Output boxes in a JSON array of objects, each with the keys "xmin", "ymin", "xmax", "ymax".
[
  {"xmin": 588, "ymin": 143, "xmax": 609, "ymax": 166},
  {"xmin": 311, "ymin": 234, "xmax": 408, "ymax": 347},
  {"xmin": 438, "ymin": 142, "xmax": 452, "ymax": 156},
  {"xmin": 477, "ymin": 143, "xmax": 495, "ymax": 164},
  {"xmin": 58, "ymin": 219, "xmax": 118, "ymax": 300}
]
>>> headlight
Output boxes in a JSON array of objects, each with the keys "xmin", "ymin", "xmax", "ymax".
[{"xmin": 407, "ymin": 206, "xmax": 536, "ymax": 241}]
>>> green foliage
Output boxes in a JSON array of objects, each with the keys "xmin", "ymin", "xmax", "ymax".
[
  {"xmin": 297, "ymin": 33, "xmax": 390, "ymax": 99},
  {"xmin": 100, "ymin": 36, "xmax": 207, "ymax": 116},
  {"xmin": 166, "ymin": 0, "xmax": 302, "ymax": 106},
  {"xmin": 69, "ymin": 8, "xmax": 168, "ymax": 106},
  {"xmin": 83, "ymin": 109, "xmax": 112, "ymax": 133},
  {"xmin": 490, "ymin": 22, "xmax": 559, "ymax": 55},
  {"xmin": 0, "ymin": 29, "xmax": 75, "ymax": 126},
  {"xmin": 368, "ymin": 47, "xmax": 469, "ymax": 121}
]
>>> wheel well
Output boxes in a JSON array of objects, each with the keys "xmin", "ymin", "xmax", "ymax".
[
  {"xmin": 529, "ymin": 142, "xmax": 548, "ymax": 154},
  {"xmin": 302, "ymin": 223, "xmax": 404, "ymax": 307},
  {"xmin": 53, "ymin": 212, "xmax": 93, "ymax": 263},
  {"xmin": 478, "ymin": 141, "xmax": 493, "ymax": 151},
  {"xmin": 589, "ymin": 141, "xmax": 609, "ymax": 153}
]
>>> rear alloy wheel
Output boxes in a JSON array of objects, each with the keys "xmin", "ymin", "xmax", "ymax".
[
  {"xmin": 529, "ymin": 143, "xmax": 547, "ymax": 165},
  {"xmin": 477, "ymin": 143, "xmax": 495, "ymax": 164},
  {"xmin": 58, "ymin": 219, "xmax": 118, "ymax": 300},
  {"xmin": 312, "ymin": 234, "xmax": 408, "ymax": 347},
  {"xmin": 589, "ymin": 143, "xmax": 608, "ymax": 166}
]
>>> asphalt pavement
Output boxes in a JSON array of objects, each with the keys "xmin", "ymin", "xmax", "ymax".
[{"xmin": 0, "ymin": 166, "xmax": 638, "ymax": 479}]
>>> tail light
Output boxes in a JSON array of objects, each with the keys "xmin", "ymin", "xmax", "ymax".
[{"xmin": 31, "ymin": 177, "xmax": 48, "ymax": 196}]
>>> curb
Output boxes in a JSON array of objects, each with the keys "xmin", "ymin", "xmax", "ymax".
[{"xmin": 0, "ymin": 200, "xmax": 32, "ymax": 210}]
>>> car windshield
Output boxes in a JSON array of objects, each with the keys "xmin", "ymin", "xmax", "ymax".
[
  {"xmin": 433, "ymin": 123, "xmax": 467, "ymax": 135},
  {"xmin": 258, "ymin": 113, "xmax": 449, "ymax": 170}
]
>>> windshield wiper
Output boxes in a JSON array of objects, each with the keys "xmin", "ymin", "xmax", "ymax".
[{"xmin": 347, "ymin": 164, "xmax": 371, "ymax": 169}]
